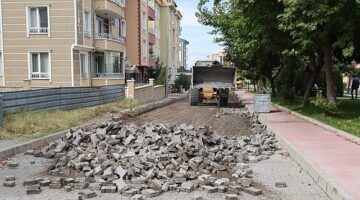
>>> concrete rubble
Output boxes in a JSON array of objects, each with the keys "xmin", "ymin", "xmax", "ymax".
[{"xmin": 24, "ymin": 109, "xmax": 280, "ymax": 198}]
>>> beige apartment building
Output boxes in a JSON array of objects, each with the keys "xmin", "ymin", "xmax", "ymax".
[
  {"xmin": 158, "ymin": 0, "xmax": 182, "ymax": 83},
  {"xmin": 0, "ymin": 0, "xmax": 126, "ymax": 88}
]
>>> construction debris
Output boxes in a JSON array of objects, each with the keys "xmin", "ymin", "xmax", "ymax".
[{"xmin": 25, "ymin": 109, "xmax": 279, "ymax": 197}]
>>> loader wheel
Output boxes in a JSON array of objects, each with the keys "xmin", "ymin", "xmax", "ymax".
[
  {"xmin": 189, "ymin": 88, "xmax": 200, "ymax": 106},
  {"xmin": 217, "ymin": 97, "xmax": 228, "ymax": 107}
]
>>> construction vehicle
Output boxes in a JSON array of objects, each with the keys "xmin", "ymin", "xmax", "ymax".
[{"xmin": 189, "ymin": 61, "xmax": 236, "ymax": 107}]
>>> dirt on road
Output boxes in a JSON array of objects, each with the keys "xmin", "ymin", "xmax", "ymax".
[{"xmin": 132, "ymin": 95, "xmax": 252, "ymax": 137}]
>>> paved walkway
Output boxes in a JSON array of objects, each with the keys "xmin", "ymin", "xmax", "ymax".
[{"xmin": 236, "ymin": 90, "xmax": 360, "ymax": 200}]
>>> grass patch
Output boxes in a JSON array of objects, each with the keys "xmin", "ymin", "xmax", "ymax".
[
  {"xmin": 272, "ymin": 96, "xmax": 360, "ymax": 137},
  {"xmin": 0, "ymin": 98, "xmax": 137, "ymax": 140}
]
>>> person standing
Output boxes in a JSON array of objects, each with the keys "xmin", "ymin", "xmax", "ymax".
[{"xmin": 351, "ymin": 75, "xmax": 360, "ymax": 100}]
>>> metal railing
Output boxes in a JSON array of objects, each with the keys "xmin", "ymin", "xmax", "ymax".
[
  {"xmin": 29, "ymin": 27, "xmax": 48, "ymax": 34},
  {"xmin": 95, "ymin": 33, "xmax": 125, "ymax": 43},
  {"xmin": 31, "ymin": 72, "xmax": 50, "ymax": 79},
  {"xmin": 94, "ymin": 73, "xmax": 124, "ymax": 78}
]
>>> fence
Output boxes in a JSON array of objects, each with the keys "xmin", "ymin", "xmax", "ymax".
[
  {"xmin": 126, "ymin": 79, "xmax": 166, "ymax": 105},
  {"xmin": 0, "ymin": 85, "xmax": 125, "ymax": 125}
]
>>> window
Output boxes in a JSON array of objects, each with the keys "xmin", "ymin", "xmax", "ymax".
[
  {"xmin": 28, "ymin": 7, "xmax": 49, "ymax": 35},
  {"xmin": 109, "ymin": 52, "xmax": 123, "ymax": 74},
  {"xmin": 120, "ymin": 20, "xmax": 126, "ymax": 37},
  {"xmin": 142, "ymin": 40, "xmax": 147, "ymax": 61},
  {"xmin": 80, "ymin": 53, "xmax": 88, "ymax": 79},
  {"xmin": 142, "ymin": 12, "xmax": 147, "ymax": 32},
  {"xmin": 30, "ymin": 52, "xmax": 50, "ymax": 79},
  {"xmin": 83, "ymin": 11, "xmax": 91, "ymax": 36}
]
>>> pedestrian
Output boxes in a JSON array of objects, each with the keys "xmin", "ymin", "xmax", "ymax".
[{"xmin": 351, "ymin": 75, "xmax": 360, "ymax": 100}]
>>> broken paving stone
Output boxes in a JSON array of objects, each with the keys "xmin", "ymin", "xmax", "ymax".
[
  {"xmin": 49, "ymin": 183, "xmax": 62, "ymax": 189},
  {"xmin": 214, "ymin": 178, "xmax": 230, "ymax": 186},
  {"xmin": 131, "ymin": 194, "xmax": 143, "ymax": 200},
  {"xmin": 65, "ymin": 185, "xmax": 73, "ymax": 192},
  {"xmin": 149, "ymin": 179, "xmax": 163, "ymax": 191},
  {"xmin": 39, "ymin": 180, "xmax": 51, "ymax": 187},
  {"xmin": 101, "ymin": 186, "xmax": 117, "ymax": 193},
  {"xmin": 142, "ymin": 189, "xmax": 160, "ymax": 198},
  {"xmin": 225, "ymin": 194, "xmax": 238, "ymax": 200},
  {"xmin": 241, "ymin": 187, "xmax": 262, "ymax": 196},
  {"xmin": 26, "ymin": 114, "xmax": 278, "ymax": 197},
  {"xmin": 7, "ymin": 162, "xmax": 19, "ymax": 168},
  {"xmin": 201, "ymin": 185, "xmax": 217, "ymax": 193},
  {"xmin": 3, "ymin": 181, "xmax": 16, "ymax": 187},
  {"xmin": 123, "ymin": 188, "xmax": 140, "ymax": 197},
  {"xmin": 85, "ymin": 192, "xmax": 97, "ymax": 199},
  {"xmin": 23, "ymin": 180, "xmax": 37, "ymax": 186},
  {"xmin": 113, "ymin": 179, "xmax": 128, "ymax": 192},
  {"xmin": 5, "ymin": 176, "xmax": 15, "ymax": 181},
  {"xmin": 239, "ymin": 178, "xmax": 253, "ymax": 188},
  {"xmin": 74, "ymin": 182, "xmax": 89, "ymax": 189},
  {"xmin": 275, "ymin": 182, "xmax": 287, "ymax": 188},
  {"xmin": 191, "ymin": 195, "xmax": 204, "ymax": 200},
  {"xmin": 181, "ymin": 181, "xmax": 194, "ymax": 192},
  {"xmin": 27, "ymin": 185, "xmax": 41, "ymax": 195}
]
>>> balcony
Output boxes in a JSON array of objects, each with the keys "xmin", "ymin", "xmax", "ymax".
[
  {"xmin": 148, "ymin": 6, "xmax": 155, "ymax": 20},
  {"xmin": 96, "ymin": 0, "xmax": 124, "ymax": 19},
  {"xmin": 148, "ymin": 32, "xmax": 155, "ymax": 44},
  {"xmin": 95, "ymin": 33, "xmax": 125, "ymax": 52}
]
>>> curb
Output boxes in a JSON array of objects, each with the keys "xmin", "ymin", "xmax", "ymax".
[
  {"xmin": 0, "ymin": 96, "xmax": 187, "ymax": 161},
  {"xmin": 237, "ymin": 92, "xmax": 353, "ymax": 200}
]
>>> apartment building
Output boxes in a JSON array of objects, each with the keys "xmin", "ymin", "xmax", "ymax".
[
  {"xmin": 0, "ymin": 0, "xmax": 127, "ymax": 88},
  {"xmin": 125, "ymin": 0, "xmax": 152, "ymax": 83},
  {"xmin": 148, "ymin": 0, "xmax": 161, "ymax": 66},
  {"xmin": 212, "ymin": 51, "xmax": 227, "ymax": 65},
  {"xmin": 179, "ymin": 38, "xmax": 189, "ymax": 71},
  {"xmin": 158, "ymin": 0, "xmax": 182, "ymax": 83}
]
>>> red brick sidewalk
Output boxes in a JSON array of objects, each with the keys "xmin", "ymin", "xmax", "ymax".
[{"xmin": 236, "ymin": 90, "xmax": 360, "ymax": 200}]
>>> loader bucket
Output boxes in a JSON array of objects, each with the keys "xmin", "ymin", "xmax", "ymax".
[{"xmin": 192, "ymin": 66, "xmax": 236, "ymax": 88}]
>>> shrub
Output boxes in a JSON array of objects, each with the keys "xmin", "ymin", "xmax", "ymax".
[
  {"xmin": 174, "ymin": 73, "xmax": 191, "ymax": 91},
  {"xmin": 311, "ymin": 90, "xmax": 339, "ymax": 116}
]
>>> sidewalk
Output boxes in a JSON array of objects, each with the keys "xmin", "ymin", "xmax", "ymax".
[{"xmin": 236, "ymin": 90, "xmax": 360, "ymax": 200}]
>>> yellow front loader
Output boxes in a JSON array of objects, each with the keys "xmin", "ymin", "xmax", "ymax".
[{"xmin": 189, "ymin": 62, "xmax": 236, "ymax": 107}]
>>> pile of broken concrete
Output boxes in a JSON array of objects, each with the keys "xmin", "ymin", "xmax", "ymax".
[{"xmin": 24, "ymin": 112, "xmax": 280, "ymax": 199}]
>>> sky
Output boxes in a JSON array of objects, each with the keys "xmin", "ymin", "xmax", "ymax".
[{"xmin": 176, "ymin": 0, "xmax": 223, "ymax": 68}]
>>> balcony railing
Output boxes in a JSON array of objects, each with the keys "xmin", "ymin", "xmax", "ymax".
[
  {"xmin": 94, "ymin": 73, "xmax": 124, "ymax": 78},
  {"xmin": 31, "ymin": 72, "xmax": 50, "ymax": 79},
  {"xmin": 95, "ymin": 33, "xmax": 125, "ymax": 43},
  {"xmin": 29, "ymin": 27, "xmax": 48, "ymax": 34},
  {"xmin": 109, "ymin": 0, "xmax": 124, "ymax": 7}
]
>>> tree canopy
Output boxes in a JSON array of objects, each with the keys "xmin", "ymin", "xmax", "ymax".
[{"xmin": 196, "ymin": 0, "xmax": 360, "ymax": 105}]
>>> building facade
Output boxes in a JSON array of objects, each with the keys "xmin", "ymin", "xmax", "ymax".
[
  {"xmin": 0, "ymin": 0, "xmax": 127, "ymax": 88},
  {"xmin": 179, "ymin": 38, "xmax": 189, "ymax": 71},
  {"xmin": 158, "ymin": 0, "xmax": 182, "ymax": 83},
  {"xmin": 212, "ymin": 51, "xmax": 227, "ymax": 65},
  {"xmin": 125, "ymin": 0, "xmax": 155, "ymax": 83}
]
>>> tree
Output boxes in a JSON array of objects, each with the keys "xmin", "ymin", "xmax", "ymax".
[
  {"xmin": 146, "ymin": 57, "xmax": 163, "ymax": 80},
  {"xmin": 278, "ymin": 0, "xmax": 360, "ymax": 104},
  {"xmin": 196, "ymin": 0, "xmax": 298, "ymax": 98},
  {"xmin": 175, "ymin": 73, "xmax": 191, "ymax": 91}
]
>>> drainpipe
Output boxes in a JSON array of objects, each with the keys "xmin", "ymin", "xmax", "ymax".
[{"xmin": 90, "ymin": 0, "xmax": 96, "ymax": 87}]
